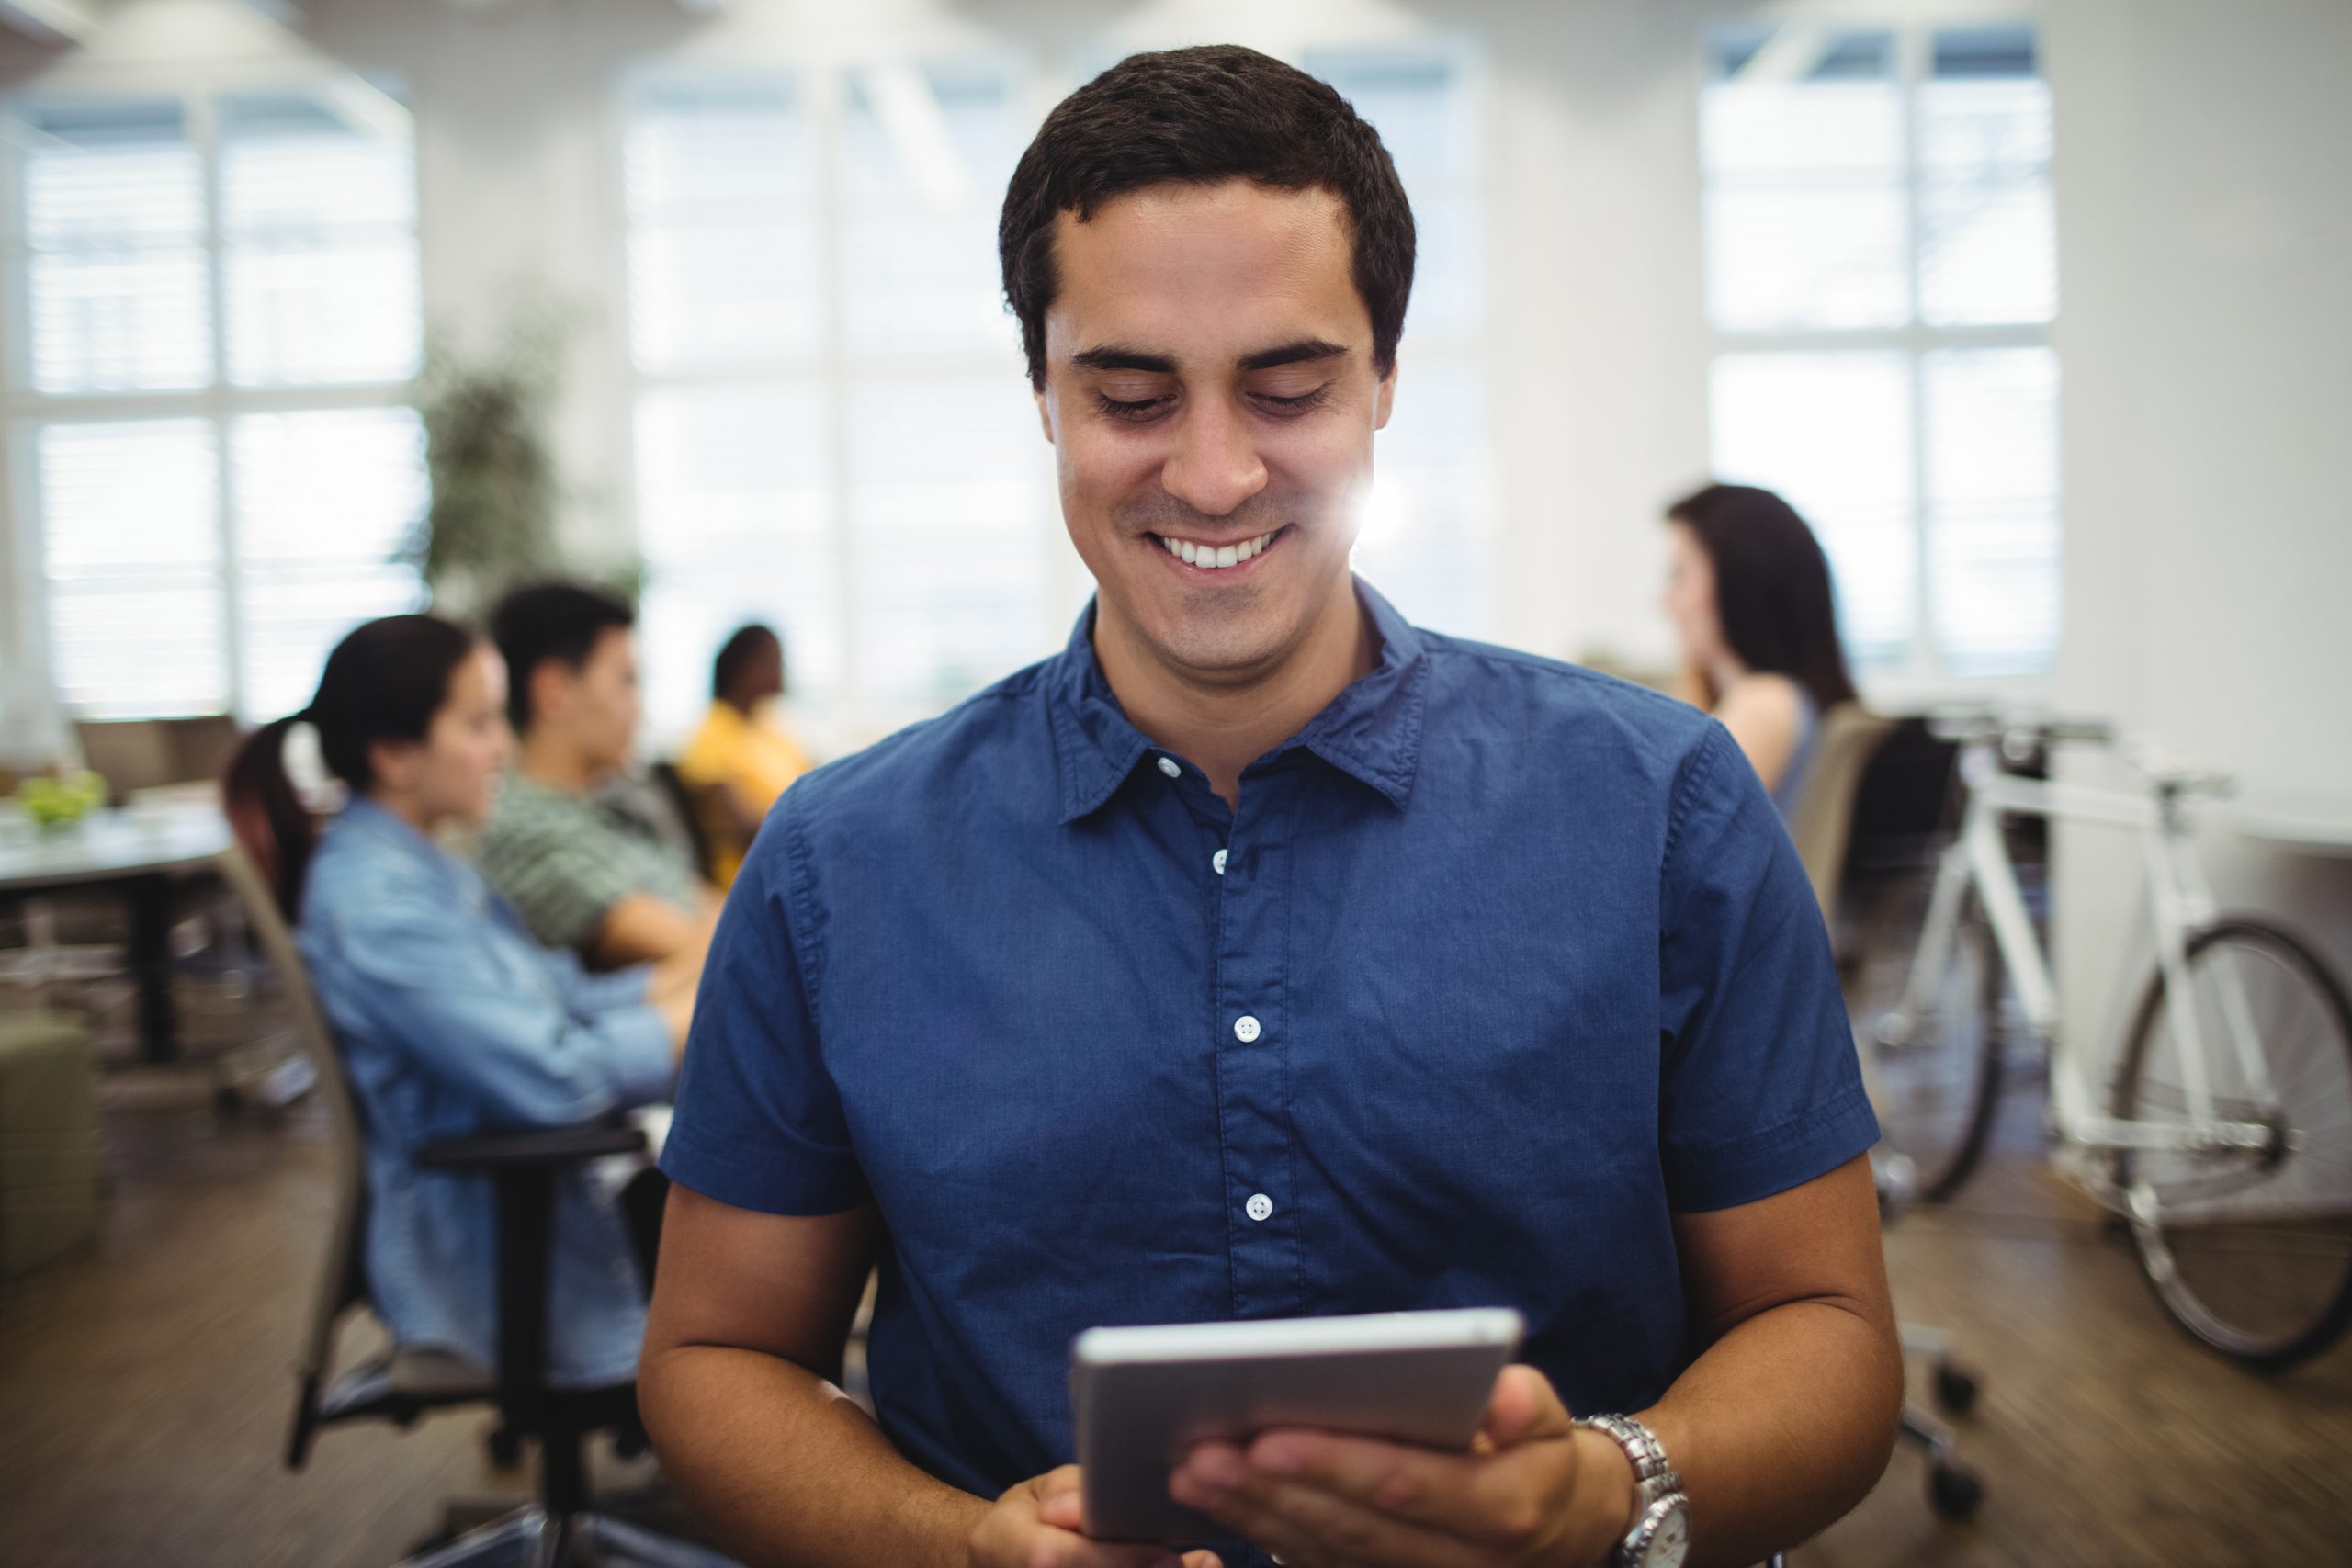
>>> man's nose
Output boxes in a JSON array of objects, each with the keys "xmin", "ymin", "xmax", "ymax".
[{"xmin": 1159, "ymin": 397, "xmax": 1268, "ymax": 519}]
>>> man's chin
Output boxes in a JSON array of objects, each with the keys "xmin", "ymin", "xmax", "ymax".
[{"xmin": 1135, "ymin": 599, "xmax": 1309, "ymax": 684}]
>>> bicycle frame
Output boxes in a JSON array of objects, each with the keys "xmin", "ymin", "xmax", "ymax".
[{"xmin": 1883, "ymin": 739, "xmax": 2280, "ymax": 1165}]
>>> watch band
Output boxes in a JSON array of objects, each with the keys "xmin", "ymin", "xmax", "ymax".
[
  {"xmin": 1574, "ymin": 1415, "xmax": 1690, "ymax": 1568},
  {"xmin": 1575, "ymin": 1413, "xmax": 1682, "ymax": 1493}
]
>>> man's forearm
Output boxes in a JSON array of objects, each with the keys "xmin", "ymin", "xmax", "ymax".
[
  {"xmin": 1638, "ymin": 1299, "xmax": 1902, "ymax": 1568},
  {"xmin": 641, "ymin": 1343, "xmax": 987, "ymax": 1568}
]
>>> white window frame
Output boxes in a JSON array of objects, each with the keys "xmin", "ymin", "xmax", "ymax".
[
  {"xmin": 1702, "ymin": 19, "xmax": 2057, "ymax": 705},
  {"xmin": 0, "ymin": 74, "xmax": 424, "ymax": 727},
  {"xmin": 614, "ymin": 55, "xmax": 1067, "ymax": 749}
]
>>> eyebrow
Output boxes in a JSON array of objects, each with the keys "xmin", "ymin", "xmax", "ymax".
[
  {"xmin": 1238, "ymin": 338, "xmax": 1350, "ymax": 372},
  {"xmin": 1070, "ymin": 345, "xmax": 1175, "ymax": 374},
  {"xmin": 1068, "ymin": 338, "xmax": 1352, "ymax": 375}
]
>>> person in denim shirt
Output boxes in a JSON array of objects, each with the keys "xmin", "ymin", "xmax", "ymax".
[
  {"xmin": 642, "ymin": 47, "xmax": 1898, "ymax": 1568},
  {"xmin": 223, "ymin": 614, "xmax": 699, "ymax": 1386}
]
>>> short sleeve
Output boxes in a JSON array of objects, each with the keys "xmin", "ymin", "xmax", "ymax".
[
  {"xmin": 1657, "ymin": 722, "xmax": 1879, "ymax": 1212},
  {"xmin": 659, "ymin": 804, "xmax": 870, "ymax": 1214}
]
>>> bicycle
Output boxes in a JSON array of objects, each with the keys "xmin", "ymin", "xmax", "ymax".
[{"xmin": 1872, "ymin": 713, "xmax": 2352, "ymax": 1369}]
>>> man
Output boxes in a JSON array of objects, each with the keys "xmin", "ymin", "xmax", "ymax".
[
  {"xmin": 643, "ymin": 45, "xmax": 1900, "ymax": 1568},
  {"xmin": 478, "ymin": 581, "xmax": 713, "ymax": 968},
  {"xmin": 673, "ymin": 624, "xmax": 815, "ymax": 887}
]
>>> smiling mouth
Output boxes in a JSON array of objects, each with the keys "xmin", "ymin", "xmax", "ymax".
[{"xmin": 1148, "ymin": 524, "xmax": 1291, "ymax": 571}]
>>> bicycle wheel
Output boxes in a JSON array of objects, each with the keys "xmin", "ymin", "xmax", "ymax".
[
  {"xmin": 2111, "ymin": 919, "xmax": 2352, "ymax": 1370},
  {"xmin": 1871, "ymin": 889, "xmax": 2005, "ymax": 1201}
]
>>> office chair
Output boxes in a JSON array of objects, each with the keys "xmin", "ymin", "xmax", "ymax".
[
  {"xmin": 1790, "ymin": 705, "xmax": 1986, "ymax": 1523},
  {"xmin": 645, "ymin": 761, "xmax": 721, "ymax": 887},
  {"xmin": 216, "ymin": 843, "xmax": 731, "ymax": 1566}
]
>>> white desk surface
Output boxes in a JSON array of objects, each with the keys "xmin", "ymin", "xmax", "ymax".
[{"xmin": 0, "ymin": 800, "xmax": 232, "ymax": 895}]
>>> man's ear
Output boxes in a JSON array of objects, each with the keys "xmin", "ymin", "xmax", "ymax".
[
  {"xmin": 1034, "ymin": 380, "xmax": 1057, "ymax": 446},
  {"xmin": 527, "ymin": 658, "xmax": 571, "ymax": 728},
  {"xmin": 1373, "ymin": 355, "xmax": 1399, "ymax": 432}
]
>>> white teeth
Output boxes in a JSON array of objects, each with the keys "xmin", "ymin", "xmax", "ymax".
[{"xmin": 1160, "ymin": 528, "xmax": 1278, "ymax": 570}]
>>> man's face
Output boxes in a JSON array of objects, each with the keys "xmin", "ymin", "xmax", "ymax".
[
  {"xmin": 1035, "ymin": 180, "xmax": 1396, "ymax": 684},
  {"xmin": 534, "ymin": 626, "xmax": 642, "ymax": 773}
]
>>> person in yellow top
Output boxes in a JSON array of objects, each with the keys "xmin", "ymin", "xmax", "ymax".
[{"xmin": 674, "ymin": 625, "xmax": 813, "ymax": 886}]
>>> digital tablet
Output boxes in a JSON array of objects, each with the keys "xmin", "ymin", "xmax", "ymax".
[{"xmin": 1070, "ymin": 1307, "xmax": 1525, "ymax": 1546}]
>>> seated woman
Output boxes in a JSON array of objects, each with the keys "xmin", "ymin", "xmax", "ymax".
[
  {"xmin": 1661, "ymin": 482, "xmax": 1860, "ymax": 816},
  {"xmin": 222, "ymin": 614, "xmax": 702, "ymax": 1387},
  {"xmin": 673, "ymin": 623, "xmax": 814, "ymax": 888}
]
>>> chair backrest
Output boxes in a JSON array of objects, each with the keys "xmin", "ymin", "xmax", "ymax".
[
  {"xmin": 164, "ymin": 715, "xmax": 244, "ymax": 786},
  {"xmin": 647, "ymin": 759, "xmax": 718, "ymax": 884},
  {"xmin": 1787, "ymin": 702, "xmax": 1896, "ymax": 929},
  {"xmin": 74, "ymin": 720, "xmax": 182, "ymax": 804},
  {"xmin": 213, "ymin": 842, "xmax": 369, "ymax": 1385}
]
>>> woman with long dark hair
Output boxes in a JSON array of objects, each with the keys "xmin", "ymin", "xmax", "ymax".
[
  {"xmin": 223, "ymin": 614, "xmax": 698, "ymax": 1385},
  {"xmin": 1661, "ymin": 483, "xmax": 1860, "ymax": 817}
]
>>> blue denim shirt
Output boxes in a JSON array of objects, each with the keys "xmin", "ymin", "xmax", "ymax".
[
  {"xmin": 300, "ymin": 798, "xmax": 675, "ymax": 1386},
  {"xmin": 663, "ymin": 581, "xmax": 1876, "ymax": 1527}
]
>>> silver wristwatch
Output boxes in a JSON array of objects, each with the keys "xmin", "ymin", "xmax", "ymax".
[{"xmin": 1573, "ymin": 1414, "xmax": 1691, "ymax": 1568}]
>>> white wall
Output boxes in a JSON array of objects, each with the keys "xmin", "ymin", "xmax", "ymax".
[{"xmin": 2047, "ymin": 0, "xmax": 2352, "ymax": 1032}]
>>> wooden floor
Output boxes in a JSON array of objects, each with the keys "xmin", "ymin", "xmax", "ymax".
[{"xmin": 3, "ymin": 1031, "xmax": 2349, "ymax": 1566}]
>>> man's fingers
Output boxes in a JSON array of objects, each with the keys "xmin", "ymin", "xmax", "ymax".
[
  {"xmin": 1477, "ymin": 1364, "xmax": 1574, "ymax": 1449},
  {"xmin": 1215, "ymin": 1423, "xmax": 1559, "ymax": 1547},
  {"xmin": 1170, "ymin": 1451, "xmax": 1483, "ymax": 1568}
]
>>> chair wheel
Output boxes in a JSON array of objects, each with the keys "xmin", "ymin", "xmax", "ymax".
[
  {"xmin": 1934, "ymin": 1363, "xmax": 1980, "ymax": 1416},
  {"xmin": 487, "ymin": 1427, "xmax": 524, "ymax": 1467},
  {"xmin": 1928, "ymin": 1461, "xmax": 1984, "ymax": 1520}
]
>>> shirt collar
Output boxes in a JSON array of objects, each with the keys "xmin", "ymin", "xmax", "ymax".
[
  {"xmin": 335, "ymin": 795, "xmax": 471, "ymax": 889},
  {"xmin": 1047, "ymin": 577, "xmax": 1429, "ymax": 825}
]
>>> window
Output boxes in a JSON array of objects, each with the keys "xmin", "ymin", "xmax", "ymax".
[
  {"xmin": 624, "ymin": 64, "xmax": 1052, "ymax": 738},
  {"xmin": 3, "ymin": 85, "xmax": 425, "ymax": 723},
  {"xmin": 1305, "ymin": 45, "xmax": 1492, "ymax": 642},
  {"xmin": 1700, "ymin": 23, "xmax": 2058, "ymax": 682},
  {"xmin": 624, "ymin": 44, "xmax": 1490, "ymax": 739}
]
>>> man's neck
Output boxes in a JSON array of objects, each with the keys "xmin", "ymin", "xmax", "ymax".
[
  {"xmin": 1094, "ymin": 577, "xmax": 1374, "ymax": 811},
  {"xmin": 516, "ymin": 730, "xmax": 603, "ymax": 795}
]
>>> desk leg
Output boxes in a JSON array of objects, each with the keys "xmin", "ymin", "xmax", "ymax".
[{"xmin": 127, "ymin": 873, "xmax": 178, "ymax": 1064}]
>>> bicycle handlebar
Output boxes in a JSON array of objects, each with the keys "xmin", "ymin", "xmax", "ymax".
[{"xmin": 1926, "ymin": 709, "xmax": 2116, "ymax": 748}]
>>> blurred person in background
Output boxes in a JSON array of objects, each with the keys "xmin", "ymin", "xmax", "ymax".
[
  {"xmin": 221, "ymin": 613, "xmax": 697, "ymax": 1387},
  {"xmin": 1661, "ymin": 482, "xmax": 1860, "ymax": 816},
  {"xmin": 479, "ymin": 581, "xmax": 718, "ymax": 967},
  {"xmin": 674, "ymin": 623, "xmax": 814, "ymax": 887}
]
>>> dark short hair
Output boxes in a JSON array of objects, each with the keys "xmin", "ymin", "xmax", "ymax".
[
  {"xmin": 1665, "ymin": 484, "xmax": 1859, "ymax": 714},
  {"xmin": 711, "ymin": 623, "xmax": 783, "ymax": 701},
  {"xmin": 998, "ymin": 44, "xmax": 1415, "ymax": 390},
  {"xmin": 490, "ymin": 581, "xmax": 635, "ymax": 731}
]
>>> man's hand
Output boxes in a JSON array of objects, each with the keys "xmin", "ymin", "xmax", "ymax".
[
  {"xmin": 1167, "ymin": 1367, "xmax": 1635, "ymax": 1568},
  {"xmin": 972, "ymin": 1466, "xmax": 1223, "ymax": 1568}
]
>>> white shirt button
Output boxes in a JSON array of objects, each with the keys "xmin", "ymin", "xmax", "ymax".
[
  {"xmin": 1234, "ymin": 1014, "xmax": 1261, "ymax": 1043},
  {"xmin": 1157, "ymin": 756, "xmax": 1181, "ymax": 778},
  {"xmin": 1245, "ymin": 1192, "xmax": 1273, "ymax": 1223},
  {"xmin": 1213, "ymin": 849, "xmax": 1228, "ymax": 875}
]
